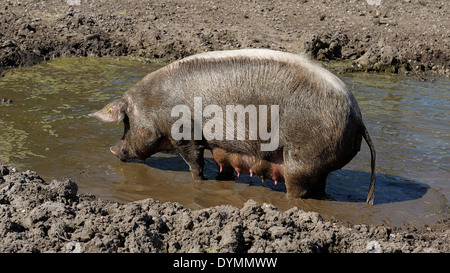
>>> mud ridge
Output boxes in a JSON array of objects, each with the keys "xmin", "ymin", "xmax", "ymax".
[
  {"xmin": 0, "ymin": 165, "xmax": 448, "ymax": 253},
  {"xmin": 0, "ymin": 0, "xmax": 449, "ymax": 75}
]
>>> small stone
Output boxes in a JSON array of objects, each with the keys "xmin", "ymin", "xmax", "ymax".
[
  {"xmin": 66, "ymin": 241, "xmax": 82, "ymax": 253},
  {"xmin": 366, "ymin": 240, "xmax": 382, "ymax": 253},
  {"xmin": 84, "ymin": 34, "xmax": 100, "ymax": 41}
]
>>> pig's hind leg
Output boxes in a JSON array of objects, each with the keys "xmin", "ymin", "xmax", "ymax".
[{"xmin": 283, "ymin": 148, "xmax": 328, "ymax": 199}]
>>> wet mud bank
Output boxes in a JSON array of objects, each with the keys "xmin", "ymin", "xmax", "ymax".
[
  {"xmin": 0, "ymin": 165, "xmax": 448, "ymax": 253},
  {"xmin": 0, "ymin": 0, "xmax": 448, "ymax": 75}
]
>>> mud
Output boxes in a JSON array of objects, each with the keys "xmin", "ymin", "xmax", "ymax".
[
  {"xmin": 0, "ymin": 0, "xmax": 448, "ymax": 75},
  {"xmin": 0, "ymin": 165, "xmax": 448, "ymax": 253}
]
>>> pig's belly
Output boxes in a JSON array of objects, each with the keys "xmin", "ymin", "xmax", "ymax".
[{"xmin": 212, "ymin": 148, "xmax": 285, "ymax": 184}]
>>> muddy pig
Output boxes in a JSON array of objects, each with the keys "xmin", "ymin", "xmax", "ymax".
[{"xmin": 90, "ymin": 49, "xmax": 376, "ymax": 204}]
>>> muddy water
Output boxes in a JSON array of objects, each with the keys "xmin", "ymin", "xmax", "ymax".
[{"xmin": 0, "ymin": 57, "xmax": 448, "ymax": 227}]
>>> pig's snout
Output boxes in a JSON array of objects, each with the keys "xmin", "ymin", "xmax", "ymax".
[
  {"xmin": 110, "ymin": 146, "xmax": 127, "ymax": 162},
  {"xmin": 110, "ymin": 146, "xmax": 118, "ymax": 157}
]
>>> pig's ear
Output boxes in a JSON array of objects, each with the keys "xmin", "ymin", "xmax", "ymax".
[{"xmin": 89, "ymin": 99, "xmax": 127, "ymax": 122}]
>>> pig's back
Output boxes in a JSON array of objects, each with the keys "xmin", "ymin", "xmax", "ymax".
[
  {"xmin": 159, "ymin": 49, "xmax": 350, "ymax": 108},
  {"xmin": 157, "ymin": 49, "xmax": 359, "ymax": 122}
]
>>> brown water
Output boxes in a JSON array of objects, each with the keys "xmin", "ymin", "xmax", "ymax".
[{"xmin": 0, "ymin": 57, "xmax": 448, "ymax": 227}]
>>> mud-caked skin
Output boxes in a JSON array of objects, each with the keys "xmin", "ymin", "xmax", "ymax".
[{"xmin": 91, "ymin": 49, "xmax": 376, "ymax": 204}]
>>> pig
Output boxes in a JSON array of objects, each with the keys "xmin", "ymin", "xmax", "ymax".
[{"xmin": 90, "ymin": 49, "xmax": 376, "ymax": 205}]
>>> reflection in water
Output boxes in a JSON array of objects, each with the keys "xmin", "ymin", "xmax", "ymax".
[{"xmin": 0, "ymin": 57, "xmax": 448, "ymax": 227}]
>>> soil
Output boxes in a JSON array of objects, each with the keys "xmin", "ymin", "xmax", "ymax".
[
  {"xmin": 0, "ymin": 0, "xmax": 448, "ymax": 75},
  {"xmin": 0, "ymin": 165, "xmax": 448, "ymax": 253},
  {"xmin": 0, "ymin": 0, "xmax": 449, "ymax": 253}
]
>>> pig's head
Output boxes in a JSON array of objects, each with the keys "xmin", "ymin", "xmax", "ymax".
[{"xmin": 90, "ymin": 98, "xmax": 163, "ymax": 162}]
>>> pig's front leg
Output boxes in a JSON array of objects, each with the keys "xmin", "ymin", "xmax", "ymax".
[{"xmin": 176, "ymin": 140, "xmax": 206, "ymax": 181}]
